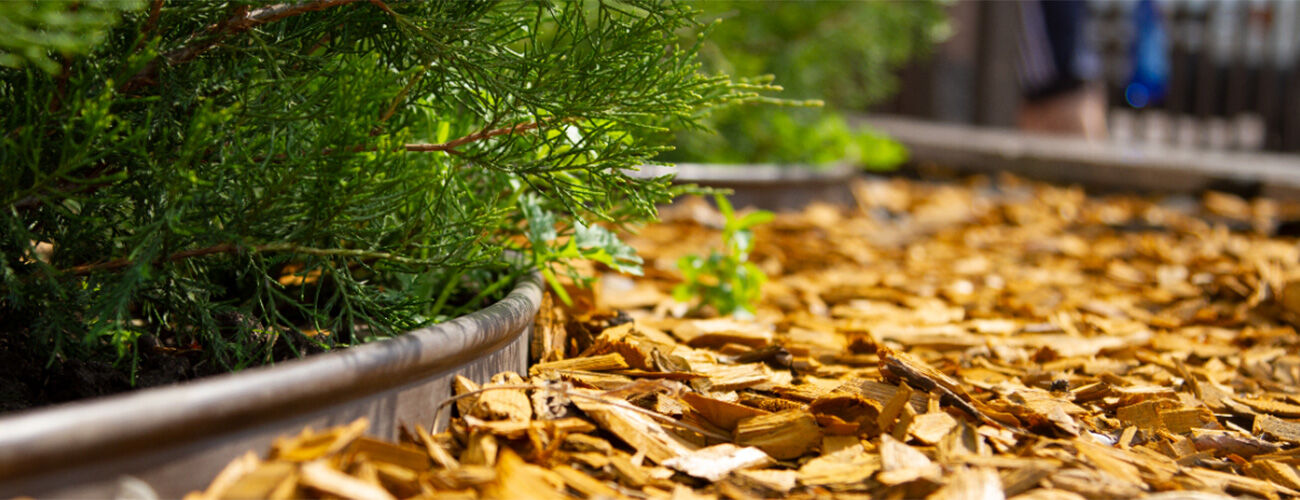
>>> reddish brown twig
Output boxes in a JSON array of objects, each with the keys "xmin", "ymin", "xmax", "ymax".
[
  {"xmin": 404, "ymin": 118, "xmax": 575, "ymax": 154},
  {"xmin": 366, "ymin": 0, "xmax": 396, "ymax": 16},
  {"xmin": 130, "ymin": 0, "xmax": 166, "ymax": 53},
  {"xmin": 122, "ymin": 0, "xmax": 366, "ymax": 92},
  {"xmin": 60, "ymin": 241, "xmax": 449, "ymax": 276},
  {"xmin": 48, "ymin": 56, "xmax": 72, "ymax": 113},
  {"xmin": 63, "ymin": 243, "xmax": 239, "ymax": 275}
]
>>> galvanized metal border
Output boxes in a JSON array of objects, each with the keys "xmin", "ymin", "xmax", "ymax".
[{"xmin": 0, "ymin": 272, "xmax": 542, "ymax": 499}]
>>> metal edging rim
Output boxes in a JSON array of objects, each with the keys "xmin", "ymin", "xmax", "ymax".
[{"xmin": 0, "ymin": 271, "xmax": 543, "ymax": 481}]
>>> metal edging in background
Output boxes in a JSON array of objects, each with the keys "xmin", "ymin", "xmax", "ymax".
[
  {"xmin": 0, "ymin": 272, "xmax": 542, "ymax": 499},
  {"xmin": 635, "ymin": 163, "xmax": 862, "ymax": 211},
  {"xmin": 863, "ymin": 115, "xmax": 1300, "ymax": 200}
]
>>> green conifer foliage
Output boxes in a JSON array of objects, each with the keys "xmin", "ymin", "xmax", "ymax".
[{"xmin": 1, "ymin": 0, "xmax": 762, "ymax": 376}]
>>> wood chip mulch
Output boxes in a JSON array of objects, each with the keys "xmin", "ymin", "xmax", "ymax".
[{"xmin": 191, "ymin": 175, "xmax": 1300, "ymax": 500}]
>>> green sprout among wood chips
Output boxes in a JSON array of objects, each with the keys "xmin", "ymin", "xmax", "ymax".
[{"xmin": 673, "ymin": 194, "xmax": 772, "ymax": 318}]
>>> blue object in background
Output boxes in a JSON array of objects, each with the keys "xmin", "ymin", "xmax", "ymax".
[{"xmin": 1127, "ymin": 0, "xmax": 1169, "ymax": 108}]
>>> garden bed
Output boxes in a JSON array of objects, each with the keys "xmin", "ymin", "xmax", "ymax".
[
  {"xmin": 0, "ymin": 273, "xmax": 540, "ymax": 499},
  {"xmin": 185, "ymin": 173, "xmax": 1300, "ymax": 499}
]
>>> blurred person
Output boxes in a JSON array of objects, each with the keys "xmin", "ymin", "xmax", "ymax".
[{"xmin": 1017, "ymin": 0, "xmax": 1108, "ymax": 139}]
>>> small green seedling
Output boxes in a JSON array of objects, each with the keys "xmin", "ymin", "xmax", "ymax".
[{"xmin": 673, "ymin": 194, "xmax": 773, "ymax": 318}]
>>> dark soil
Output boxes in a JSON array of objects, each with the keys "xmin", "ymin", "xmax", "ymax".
[{"xmin": 0, "ymin": 331, "xmax": 325, "ymax": 413}]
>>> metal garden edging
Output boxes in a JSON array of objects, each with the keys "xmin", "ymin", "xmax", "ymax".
[
  {"xmin": 863, "ymin": 115, "xmax": 1300, "ymax": 200},
  {"xmin": 0, "ymin": 272, "xmax": 543, "ymax": 499},
  {"xmin": 636, "ymin": 163, "xmax": 860, "ymax": 211}
]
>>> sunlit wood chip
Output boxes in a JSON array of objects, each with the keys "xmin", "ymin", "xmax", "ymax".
[
  {"xmin": 480, "ymin": 448, "xmax": 567, "ymax": 500},
  {"xmin": 731, "ymin": 468, "xmax": 798, "ymax": 494},
  {"xmin": 272, "ymin": 418, "xmax": 369, "ymax": 462},
  {"xmin": 220, "ymin": 461, "xmax": 298, "ymax": 500},
  {"xmin": 929, "ymin": 466, "xmax": 1004, "ymax": 500},
  {"xmin": 299, "ymin": 460, "xmax": 396, "ymax": 500},
  {"xmin": 733, "ymin": 409, "xmax": 821, "ymax": 460},
  {"xmin": 471, "ymin": 372, "xmax": 532, "ymax": 421},
  {"xmin": 910, "ymin": 410, "xmax": 958, "ymax": 445},
  {"xmin": 877, "ymin": 433, "xmax": 940, "ymax": 486},
  {"xmin": 530, "ymin": 352, "xmax": 631, "ymax": 375},
  {"xmin": 797, "ymin": 442, "xmax": 878, "ymax": 487},
  {"xmin": 1254, "ymin": 414, "xmax": 1300, "ymax": 444},
  {"xmin": 571, "ymin": 389, "xmax": 698, "ymax": 463},
  {"xmin": 663, "ymin": 444, "xmax": 771, "ymax": 482}
]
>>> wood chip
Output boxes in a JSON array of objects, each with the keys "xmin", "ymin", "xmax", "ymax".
[
  {"xmin": 911, "ymin": 410, "xmax": 960, "ymax": 445},
  {"xmin": 797, "ymin": 442, "xmax": 878, "ymax": 487},
  {"xmin": 877, "ymin": 433, "xmax": 940, "ymax": 485},
  {"xmin": 663, "ymin": 444, "xmax": 771, "ymax": 481},
  {"xmin": 733, "ymin": 409, "xmax": 822, "ymax": 460},
  {"xmin": 300, "ymin": 460, "xmax": 397, "ymax": 500},
  {"xmin": 530, "ymin": 352, "xmax": 631, "ymax": 375},
  {"xmin": 1255, "ymin": 414, "xmax": 1300, "ymax": 444},
  {"xmin": 571, "ymin": 390, "xmax": 699, "ymax": 464},
  {"xmin": 681, "ymin": 391, "xmax": 770, "ymax": 431},
  {"xmin": 471, "ymin": 372, "xmax": 532, "ymax": 421}
]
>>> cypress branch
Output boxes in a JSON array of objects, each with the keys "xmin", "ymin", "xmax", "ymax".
[{"xmin": 0, "ymin": 0, "xmax": 771, "ymax": 381}]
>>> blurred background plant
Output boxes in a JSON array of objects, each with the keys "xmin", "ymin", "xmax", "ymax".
[
  {"xmin": 660, "ymin": 0, "xmax": 950, "ymax": 168},
  {"xmin": 0, "ymin": 0, "xmax": 767, "ymax": 399}
]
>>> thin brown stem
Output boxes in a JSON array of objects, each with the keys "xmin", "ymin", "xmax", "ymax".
[
  {"xmin": 404, "ymin": 117, "xmax": 575, "ymax": 154},
  {"xmin": 131, "ymin": 0, "xmax": 166, "ymax": 53},
  {"xmin": 62, "ymin": 243, "xmax": 238, "ymax": 275},
  {"xmin": 366, "ymin": 0, "xmax": 396, "ymax": 16},
  {"xmin": 122, "ymin": 0, "xmax": 366, "ymax": 92},
  {"xmin": 12, "ymin": 195, "xmax": 43, "ymax": 211},
  {"xmin": 379, "ymin": 64, "xmax": 427, "ymax": 123},
  {"xmin": 60, "ymin": 241, "xmax": 447, "ymax": 276},
  {"xmin": 48, "ymin": 56, "xmax": 72, "ymax": 113}
]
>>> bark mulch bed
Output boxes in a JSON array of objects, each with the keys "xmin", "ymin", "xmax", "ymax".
[{"xmin": 190, "ymin": 175, "xmax": 1300, "ymax": 499}]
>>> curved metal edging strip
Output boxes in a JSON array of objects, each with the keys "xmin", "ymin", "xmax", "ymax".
[
  {"xmin": 634, "ymin": 163, "xmax": 861, "ymax": 211},
  {"xmin": 0, "ymin": 272, "xmax": 542, "ymax": 496}
]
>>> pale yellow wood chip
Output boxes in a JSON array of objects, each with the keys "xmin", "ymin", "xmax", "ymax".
[
  {"xmin": 480, "ymin": 448, "xmax": 567, "ymax": 500},
  {"xmin": 299, "ymin": 460, "xmax": 396, "ymax": 500},
  {"xmin": 1237, "ymin": 397, "xmax": 1300, "ymax": 418},
  {"xmin": 347, "ymin": 436, "xmax": 430, "ymax": 471},
  {"xmin": 797, "ymin": 443, "xmax": 878, "ymax": 487},
  {"xmin": 415, "ymin": 424, "xmax": 460, "ymax": 470},
  {"xmin": 530, "ymin": 352, "xmax": 631, "ymax": 375},
  {"xmin": 730, "ymin": 468, "xmax": 798, "ymax": 494},
  {"xmin": 459, "ymin": 430, "xmax": 498, "ymax": 467},
  {"xmin": 1251, "ymin": 460, "xmax": 1300, "ymax": 492},
  {"xmin": 273, "ymin": 417, "xmax": 369, "ymax": 462},
  {"xmin": 662, "ymin": 444, "xmax": 772, "ymax": 482},
  {"xmin": 571, "ymin": 389, "xmax": 699, "ymax": 464},
  {"xmin": 929, "ymin": 466, "xmax": 1004, "ymax": 500},
  {"xmin": 910, "ymin": 410, "xmax": 959, "ymax": 445},
  {"xmin": 877, "ymin": 381, "xmax": 915, "ymax": 432},
  {"xmin": 221, "ymin": 461, "xmax": 297, "ymax": 500},
  {"xmin": 471, "ymin": 372, "xmax": 532, "ymax": 421},
  {"xmin": 452, "ymin": 375, "xmax": 481, "ymax": 418},
  {"xmin": 877, "ymin": 433, "xmax": 940, "ymax": 485}
]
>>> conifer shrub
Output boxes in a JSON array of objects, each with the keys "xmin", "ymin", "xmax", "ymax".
[{"xmin": 0, "ymin": 0, "xmax": 764, "ymax": 390}]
